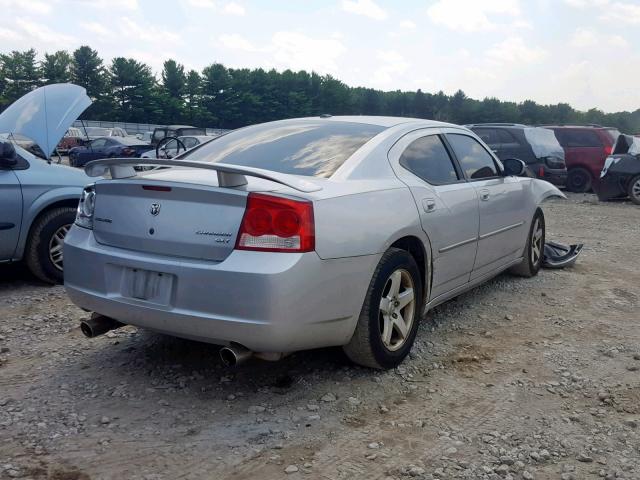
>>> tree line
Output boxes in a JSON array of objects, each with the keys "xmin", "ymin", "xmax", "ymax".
[{"xmin": 1, "ymin": 46, "xmax": 638, "ymax": 133}]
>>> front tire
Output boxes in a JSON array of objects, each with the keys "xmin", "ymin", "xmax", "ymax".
[
  {"xmin": 627, "ymin": 175, "xmax": 640, "ymax": 205},
  {"xmin": 25, "ymin": 207, "xmax": 77, "ymax": 284},
  {"xmin": 343, "ymin": 248, "xmax": 423, "ymax": 369},
  {"xmin": 567, "ymin": 167, "xmax": 592, "ymax": 193},
  {"xmin": 510, "ymin": 210, "xmax": 545, "ymax": 278}
]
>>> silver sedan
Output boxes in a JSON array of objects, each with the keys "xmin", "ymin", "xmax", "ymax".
[{"xmin": 64, "ymin": 116, "xmax": 563, "ymax": 369}]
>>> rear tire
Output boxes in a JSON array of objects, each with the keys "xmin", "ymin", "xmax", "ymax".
[
  {"xmin": 627, "ymin": 175, "xmax": 640, "ymax": 205},
  {"xmin": 567, "ymin": 167, "xmax": 592, "ymax": 193},
  {"xmin": 510, "ymin": 210, "xmax": 545, "ymax": 278},
  {"xmin": 343, "ymin": 248, "xmax": 423, "ymax": 369},
  {"xmin": 25, "ymin": 207, "xmax": 77, "ymax": 284}
]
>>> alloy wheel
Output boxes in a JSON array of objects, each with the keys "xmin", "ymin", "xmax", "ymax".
[
  {"xmin": 531, "ymin": 218, "xmax": 543, "ymax": 266},
  {"xmin": 378, "ymin": 269, "xmax": 416, "ymax": 352},
  {"xmin": 48, "ymin": 224, "xmax": 71, "ymax": 271},
  {"xmin": 631, "ymin": 178, "xmax": 640, "ymax": 202}
]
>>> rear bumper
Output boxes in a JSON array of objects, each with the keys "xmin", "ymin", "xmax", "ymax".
[
  {"xmin": 64, "ymin": 226, "xmax": 378, "ymax": 352},
  {"xmin": 542, "ymin": 171, "xmax": 567, "ymax": 187}
]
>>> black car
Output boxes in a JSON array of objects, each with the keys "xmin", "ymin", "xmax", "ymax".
[
  {"xmin": 595, "ymin": 134, "xmax": 640, "ymax": 205},
  {"xmin": 467, "ymin": 123, "xmax": 567, "ymax": 186},
  {"xmin": 69, "ymin": 137, "xmax": 150, "ymax": 168}
]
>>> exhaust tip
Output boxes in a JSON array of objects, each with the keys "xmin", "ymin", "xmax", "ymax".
[
  {"xmin": 219, "ymin": 347, "xmax": 238, "ymax": 367},
  {"xmin": 80, "ymin": 321, "xmax": 94, "ymax": 338}
]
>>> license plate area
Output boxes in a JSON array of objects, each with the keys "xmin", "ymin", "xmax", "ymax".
[{"xmin": 121, "ymin": 267, "xmax": 174, "ymax": 305}]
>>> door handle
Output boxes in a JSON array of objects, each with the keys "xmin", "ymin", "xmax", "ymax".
[
  {"xmin": 479, "ymin": 189, "xmax": 490, "ymax": 201},
  {"xmin": 422, "ymin": 198, "xmax": 436, "ymax": 213}
]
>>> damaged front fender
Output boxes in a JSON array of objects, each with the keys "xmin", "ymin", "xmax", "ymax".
[{"xmin": 530, "ymin": 178, "xmax": 566, "ymax": 205}]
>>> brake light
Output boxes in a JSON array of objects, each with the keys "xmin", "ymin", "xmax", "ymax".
[
  {"xmin": 539, "ymin": 166, "xmax": 545, "ymax": 177},
  {"xmin": 122, "ymin": 147, "xmax": 135, "ymax": 156},
  {"xmin": 236, "ymin": 193, "xmax": 315, "ymax": 252},
  {"xmin": 603, "ymin": 145, "xmax": 613, "ymax": 155}
]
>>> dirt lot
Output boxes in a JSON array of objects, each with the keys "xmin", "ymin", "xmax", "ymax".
[{"xmin": 1, "ymin": 193, "xmax": 639, "ymax": 480}]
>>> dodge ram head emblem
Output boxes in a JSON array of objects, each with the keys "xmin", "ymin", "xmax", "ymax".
[{"xmin": 150, "ymin": 203, "xmax": 161, "ymax": 216}]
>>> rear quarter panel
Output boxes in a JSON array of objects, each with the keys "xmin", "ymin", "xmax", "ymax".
[{"xmin": 313, "ymin": 186, "xmax": 427, "ymax": 260}]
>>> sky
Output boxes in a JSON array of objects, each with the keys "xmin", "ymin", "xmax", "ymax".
[{"xmin": 1, "ymin": 0, "xmax": 639, "ymax": 113}]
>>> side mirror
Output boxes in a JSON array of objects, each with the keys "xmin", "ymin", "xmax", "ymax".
[
  {"xmin": 0, "ymin": 141, "xmax": 17, "ymax": 167},
  {"xmin": 502, "ymin": 158, "xmax": 526, "ymax": 177}
]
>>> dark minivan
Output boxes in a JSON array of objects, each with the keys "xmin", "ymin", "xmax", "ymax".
[{"xmin": 467, "ymin": 123, "xmax": 567, "ymax": 186}]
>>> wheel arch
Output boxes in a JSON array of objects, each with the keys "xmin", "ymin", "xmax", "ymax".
[
  {"xmin": 14, "ymin": 193, "xmax": 80, "ymax": 260},
  {"xmin": 389, "ymin": 235, "xmax": 432, "ymax": 306}
]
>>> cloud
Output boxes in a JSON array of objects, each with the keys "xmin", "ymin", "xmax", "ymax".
[
  {"xmin": 570, "ymin": 27, "xmax": 630, "ymax": 48},
  {"xmin": 270, "ymin": 31, "xmax": 347, "ymax": 74},
  {"xmin": 399, "ymin": 20, "xmax": 416, "ymax": 29},
  {"xmin": 601, "ymin": 2, "xmax": 640, "ymax": 24},
  {"xmin": 372, "ymin": 50, "xmax": 410, "ymax": 86},
  {"xmin": 187, "ymin": 0, "xmax": 215, "ymax": 7},
  {"xmin": 0, "ymin": 26, "xmax": 22, "ymax": 41},
  {"xmin": 427, "ymin": 0, "xmax": 521, "ymax": 32},
  {"xmin": 0, "ymin": 0, "xmax": 52, "ymax": 14},
  {"xmin": 486, "ymin": 36, "xmax": 546, "ymax": 64},
  {"xmin": 341, "ymin": 0, "xmax": 387, "ymax": 20},
  {"xmin": 563, "ymin": 0, "xmax": 609, "ymax": 7},
  {"xmin": 120, "ymin": 16, "xmax": 181, "ymax": 45},
  {"xmin": 218, "ymin": 33, "xmax": 258, "ymax": 51},
  {"xmin": 224, "ymin": 2, "xmax": 245, "ymax": 15},
  {"xmin": 80, "ymin": 21, "xmax": 110, "ymax": 37},
  {"xmin": 85, "ymin": 0, "xmax": 138, "ymax": 9},
  {"xmin": 14, "ymin": 17, "xmax": 76, "ymax": 47}
]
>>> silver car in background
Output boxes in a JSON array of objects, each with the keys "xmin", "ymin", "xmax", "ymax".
[{"xmin": 64, "ymin": 116, "xmax": 563, "ymax": 369}]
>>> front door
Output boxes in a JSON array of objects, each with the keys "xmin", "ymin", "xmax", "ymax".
[
  {"xmin": 0, "ymin": 169, "xmax": 22, "ymax": 260},
  {"xmin": 445, "ymin": 132, "xmax": 527, "ymax": 280},
  {"xmin": 388, "ymin": 129, "xmax": 479, "ymax": 300}
]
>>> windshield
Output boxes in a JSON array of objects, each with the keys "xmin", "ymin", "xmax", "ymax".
[
  {"xmin": 84, "ymin": 127, "xmax": 110, "ymax": 136},
  {"xmin": 183, "ymin": 120, "xmax": 385, "ymax": 178},
  {"xmin": 523, "ymin": 127, "xmax": 564, "ymax": 159}
]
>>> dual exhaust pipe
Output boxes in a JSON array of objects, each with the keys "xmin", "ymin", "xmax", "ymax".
[{"xmin": 80, "ymin": 315, "xmax": 284, "ymax": 367}]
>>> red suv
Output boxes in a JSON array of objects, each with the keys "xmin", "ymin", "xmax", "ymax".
[{"xmin": 544, "ymin": 125, "xmax": 620, "ymax": 192}]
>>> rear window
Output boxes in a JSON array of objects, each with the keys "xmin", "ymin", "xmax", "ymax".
[
  {"xmin": 183, "ymin": 120, "xmax": 385, "ymax": 178},
  {"xmin": 523, "ymin": 127, "xmax": 564, "ymax": 159},
  {"xmin": 553, "ymin": 129, "xmax": 602, "ymax": 148}
]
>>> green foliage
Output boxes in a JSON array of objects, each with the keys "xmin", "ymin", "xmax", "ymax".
[{"xmin": 0, "ymin": 46, "xmax": 639, "ymax": 133}]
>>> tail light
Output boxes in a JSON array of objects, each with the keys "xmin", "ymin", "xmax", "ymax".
[
  {"xmin": 538, "ymin": 166, "xmax": 545, "ymax": 177},
  {"xmin": 122, "ymin": 147, "xmax": 135, "ymax": 156},
  {"xmin": 76, "ymin": 184, "xmax": 96, "ymax": 229},
  {"xmin": 236, "ymin": 193, "xmax": 314, "ymax": 252},
  {"xmin": 603, "ymin": 145, "xmax": 613, "ymax": 155}
]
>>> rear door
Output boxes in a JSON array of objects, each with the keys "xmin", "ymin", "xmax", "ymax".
[
  {"xmin": 445, "ymin": 132, "xmax": 527, "ymax": 279},
  {"xmin": 388, "ymin": 129, "xmax": 479, "ymax": 299},
  {"xmin": 554, "ymin": 129, "xmax": 603, "ymax": 175},
  {"xmin": 0, "ymin": 169, "xmax": 22, "ymax": 259}
]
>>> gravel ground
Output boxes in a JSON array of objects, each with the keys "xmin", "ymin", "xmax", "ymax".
[{"xmin": 1, "ymin": 193, "xmax": 639, "ymax": 480}]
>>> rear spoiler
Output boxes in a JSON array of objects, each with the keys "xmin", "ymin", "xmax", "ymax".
[{"xmin": 84, "ymin": 158, "xmax": 322, "ymax": 193}]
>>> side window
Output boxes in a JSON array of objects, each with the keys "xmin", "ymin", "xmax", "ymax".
[
  {"xmin": 473, "ymin": 128, "xmax": 499, "ymax": 147},
  {"xmin": 496, "ymin": 129, "xmax": 519, "ymax": 145},
  {"xmin": 556, "ymin": 130, "xmax": 601, "ymax": 147},
  {"xmin": 91, "ymin": 138, "xmax": 107, "ymax": 148},
  {"xmin": 447, "ymin": 134, "xmax": 499, "ymax": 180},
  {"xmin": 399, "ymin": 135, "xmax": 460, "ymax": 185}
]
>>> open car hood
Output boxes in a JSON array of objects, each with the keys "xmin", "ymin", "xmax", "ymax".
[{"xmin": 0, "ymin": 83, "xmax": 91, "ymax": 159}]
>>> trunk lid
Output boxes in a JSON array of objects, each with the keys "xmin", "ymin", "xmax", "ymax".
[{"xmin": 93, "ymin": 180, "xmax": 247, "ymax": 262}]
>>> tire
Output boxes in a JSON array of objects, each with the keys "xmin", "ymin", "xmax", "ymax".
[
  {"xmin": 510, "ymin": 210, "xmax": 545, "ymax": 278},
  {"xmin": 566, "ymin": 167, "xmax": 592, "ymax": 193},
  {"xmin": 343, "ymin": 248, "xmax": 423, "ymax": 369},
  {"xmin": 627, "ymin": 175, "xmax": 640, "ymax": 205},
  {"xmin": 25, "ymin": 207, "xmax": 77, "ymax": 284}
]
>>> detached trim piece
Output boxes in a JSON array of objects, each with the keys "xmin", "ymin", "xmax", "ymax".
[
  {"xmin": 84, "ymin": 158, "xmax": 322, "ymax": 193},
  {"xmin": 479, "ymin": 221, "xmax": 524, "ymax": 240}
]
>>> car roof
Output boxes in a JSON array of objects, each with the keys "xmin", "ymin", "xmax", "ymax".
[
  {"xmin": 465, "ymin": 123, "xmax": 529, "ymax": 129},
  {"xmin": 279, "ymin": 115, "xmax": 458, "ymax": 129},
  {"xmin": 178, "ymin": 135, "xmax": 212, "ymax": 141},
  {"xmin": 164, "ymin": 125, "xmax": 197, "ymax": 129},
  {"xmin": 540, "ymin": 125, "xmax": 615, "ymax": 130}
]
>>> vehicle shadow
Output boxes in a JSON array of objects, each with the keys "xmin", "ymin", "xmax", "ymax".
[{"xmin": 0, "ymin": 263, "xmax": 49, "ymax": 292}]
